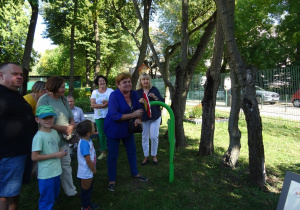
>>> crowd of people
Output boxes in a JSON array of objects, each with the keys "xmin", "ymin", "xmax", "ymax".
[{"xmin": 0, "ymin": 62, "xmax": 164, "ymax": 210}]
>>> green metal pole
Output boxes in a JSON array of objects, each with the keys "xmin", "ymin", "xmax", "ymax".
[{"xmin": 149, "ymin": 101, "xmax": 175, "ymax": 183}]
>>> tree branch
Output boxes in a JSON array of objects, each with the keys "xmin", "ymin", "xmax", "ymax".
[
  {"xmin": 112, "ymin": 0, "xmax": 141, "ymax": 48},
  {"xmin": 132, "ymin": 0, "xmax": 174, "ymax": 91}
]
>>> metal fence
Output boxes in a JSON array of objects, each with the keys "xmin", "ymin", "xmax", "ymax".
[{"xmin": 152, "ymin": 66, "xmax": 300, "ymax": 125}]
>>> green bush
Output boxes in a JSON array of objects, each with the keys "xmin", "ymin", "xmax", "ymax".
[
  {"xmin": 189, "ymin": 104, "xmax": 202, "ymax": 118},
  {"xmin": 74, "ymin": 98, "xmax": 93, "ymax": 113},
  {"xmin": 106, "ymin": 76, "xmax": 117, "ymax": 90},
  {"xmin": 65, "ymin": 88, "xmax": 89, "ymax": 99}
]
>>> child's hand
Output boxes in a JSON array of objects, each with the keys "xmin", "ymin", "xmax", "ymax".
[
  {"xmin": 55, "ymin": 151, "xmax": 66, "ymax": 158},
  {"xmin": 55, "ymin": 149, "xmax": 67, "ymax": 158},
  {"xmin": 92, "ymin": 168, "xmax": 97, "ymax": 175},
  {"xmin": 63, "ymin": 149, "xmax": 68, "ymax": 154}
]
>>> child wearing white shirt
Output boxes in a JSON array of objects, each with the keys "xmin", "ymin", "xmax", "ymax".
[{"xmin": 76, "ymin": 120, "xmax": 98, "ymax": 210}]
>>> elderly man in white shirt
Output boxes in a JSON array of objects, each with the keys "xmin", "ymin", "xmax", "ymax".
[
  {"xmin": 67, "ymin": 96, "xmax": 85, "ymax": 124},
  {"xmin": 67, "ymin": 96, "xmax": 85, "ymax": 156}
]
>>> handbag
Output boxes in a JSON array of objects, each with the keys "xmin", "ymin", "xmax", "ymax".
[
  {"xmin": 128, "ymin": 106, "xmax": 143, "ymax": 133},
  {"xmin": 128, "ymin": 118, "xmax": 143, "ymax": 133}
]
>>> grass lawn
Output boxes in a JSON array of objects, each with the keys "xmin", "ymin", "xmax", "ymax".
[{"xmin": 20, "ymin": 108, "xmax": 300, "ymax": 210}]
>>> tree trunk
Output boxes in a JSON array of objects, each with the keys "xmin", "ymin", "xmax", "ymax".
[
  {"xmin": 93, "ymin": 0, "xmax": 100, "ymax": 78},
  {"xmin": 21, "ymin": 0, "xmax": 38, "ymax": 96},
  {"xmin": 223, "ymin": 70, "xmax": 242, "ymax": 167},
  {"xmin": 199, "ymin": 12, "xmax": 223, "ymax": 156},
  {"xmin": 242, "ymin": 66, "xmax": 266, "ymax": 187},
  {"xmin": 171, "ymin": 66, "xmax": 187, "ymax": 148},
  {"xmin": 69, "ymin": 0, "xmax": 78, "ymax": 97},
  {"xmin": 85, "ymin": 50, "xmax": 91, "ymax": 87},
  {"xmin": 215, "ymin": 0, "xmax": 242, "ymax": 168},
  {"xmin": 131, "ymin": 0, "xmax": 151, "ymax": 90},
  {"xmin": 216, "ymin": 0, "xmax": 266, "ymax": 187},
  {"xmin": 132, "ymin": 33, "xmax": 147, "ymax": 90},
  {"xmin": 172, "ymin": 0, "xmax": 189, "ymax": 147}
]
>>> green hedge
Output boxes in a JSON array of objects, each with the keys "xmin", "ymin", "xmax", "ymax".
[
  {"xmin": 65, "ymin": 88, "xmax": 89, "ymax": 99},
  {"xmin": 74, "ymin": 98, "xmax": 93, "ymax": 113}
]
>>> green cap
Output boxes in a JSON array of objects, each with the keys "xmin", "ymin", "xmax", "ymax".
[{"xmin": 36, "ymin": 105, "xmax": 57, "ymax": 118}]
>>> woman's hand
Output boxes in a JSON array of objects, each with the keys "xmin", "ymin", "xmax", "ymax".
[
  {"xmin": 134, "ymin": 118, "xmax": 142, "ymax": 126},
  {"xmin": 148, "ymin": 93, "xmax": 158, "ymax": 100},
  {"xmin": 139, "ymin": 98, "xmax": 145, "ymax": 103},
  {"xmin": 133, "ymin": 109, "xmax": 143, "ymax": 118},
  {"xmin": 102, "ymin": 100, "xmax": 108, "ymax": 108},
  {"xmin": 65, "ymin": 124, "xmax": 75, "ymax": 135}
]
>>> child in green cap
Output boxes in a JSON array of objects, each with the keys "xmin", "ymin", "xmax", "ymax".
[{"xmin": 32, "ymin": 105, "xmax": 67, "ymax": 210}]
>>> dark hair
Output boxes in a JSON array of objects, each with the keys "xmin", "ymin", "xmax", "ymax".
[
  {"xmin": 0, "ymin": 62, "xmax": 20, "ymax": 71},
  {"xmin": 45, "ymin": 76, "xmax": 64, "ymax": 93},
  {"xmin": 115, "ymin": 72, "xmax": 132, "ymax": 85},
  {"xmin": 76, "ymin": 120, "xmax": 93, "ymax": 137},
  {"xmin": 94, "ymin": 75, "xmax": 108, "ymax": 86}
]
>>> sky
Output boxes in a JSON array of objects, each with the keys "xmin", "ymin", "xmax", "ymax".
[{"xmin": 33, "ymin": 14, "xmax": 57, "ymax": 54}]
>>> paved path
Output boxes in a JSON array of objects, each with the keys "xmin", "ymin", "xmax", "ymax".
[{"xmin": 186, "ymin": 100, "xmax": 300, "ymax": 121}]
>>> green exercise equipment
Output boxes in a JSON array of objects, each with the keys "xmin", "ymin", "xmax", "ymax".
[{"xmin": 149, "ymin": 101, "xmax": 175, "ymax": 183}]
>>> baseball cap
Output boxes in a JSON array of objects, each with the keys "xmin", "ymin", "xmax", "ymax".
[{"xmin": 36, "ymin": 105, "xmax": 57, "ymax": 118}]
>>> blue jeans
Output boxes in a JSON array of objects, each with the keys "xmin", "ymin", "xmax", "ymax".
[
  {"xmin": 0, "ymin": 154, "xmax": 27, "ymax": 197},
  {"xmin": 38, "ymin": 175, "xmax": 60, "ymax": 210},
  {"xmin": 107, "ymin": 134, "xmax": 139, "ymax": 182}
]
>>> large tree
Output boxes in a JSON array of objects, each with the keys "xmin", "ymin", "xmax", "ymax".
[
  {"xmin": 42, "ymin": 0, "xmax": 136, "ymax": 85},
  {"xmin": 68, "ymin": 0, "xmax": 78, "ymax": 96},
  {"xmin": 20, "ymin": 0, "xmax": 39, "ymax": 95},
  {"xmin": 199, "ymin": 10, "xmax": 224, "ymax": 156},
  {"xmin": 133, "ymin": 0, "xmax": 217, "ymax": 147},
  {"xmin": 215, "ymin": 0, "xmax": 266, "ymax": 187},
  {"xmin": 111, "ymin": 0, "xmax": 150, "ymax": 90},
  {"xmin": 92, "ymin": 0, "xmax": 101, "ymax": 78},
  {"xmin": 34, "ymin": 46, "xmax": 85, "ymax": 77},
  {"xmin": 275, "ymin": 0, "xmax": 300, "ymax": 66},
  {"xmin": 0, "ymin": 1, "xmax": 30, "ymax": 64},
  {"xmin": 234, "ymin": 0, "xmax": 300, "ymax": 69}
]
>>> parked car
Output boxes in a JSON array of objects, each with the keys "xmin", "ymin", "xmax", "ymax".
[
  {"xmin": 255, "ymin": 86, "xmax": 280, "ymax": 104},
  {"xmin": 292, "ymin": 89, "xmax": 300, "ymax": 107}
]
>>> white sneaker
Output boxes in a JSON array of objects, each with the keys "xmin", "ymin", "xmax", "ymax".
[{"xmin": 98, "ymin": 153, "xmax": 106, "ymax": 160}]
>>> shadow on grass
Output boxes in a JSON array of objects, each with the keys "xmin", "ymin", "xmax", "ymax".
[{"xmin": 20, "ymin": 116, "xmax": 296, "ymax": 210}]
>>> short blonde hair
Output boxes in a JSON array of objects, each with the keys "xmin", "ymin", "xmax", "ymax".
[
  {"xmin": 32, "ymin": 81, "xmax": 46, "ymax": 93},
  {"xmin": 115, "ymin": 72, "xmax": 132, "ymax": 85},
  {"xmin": 137, "ymin": 73, "xmax": 152, "ymax": 90}
]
